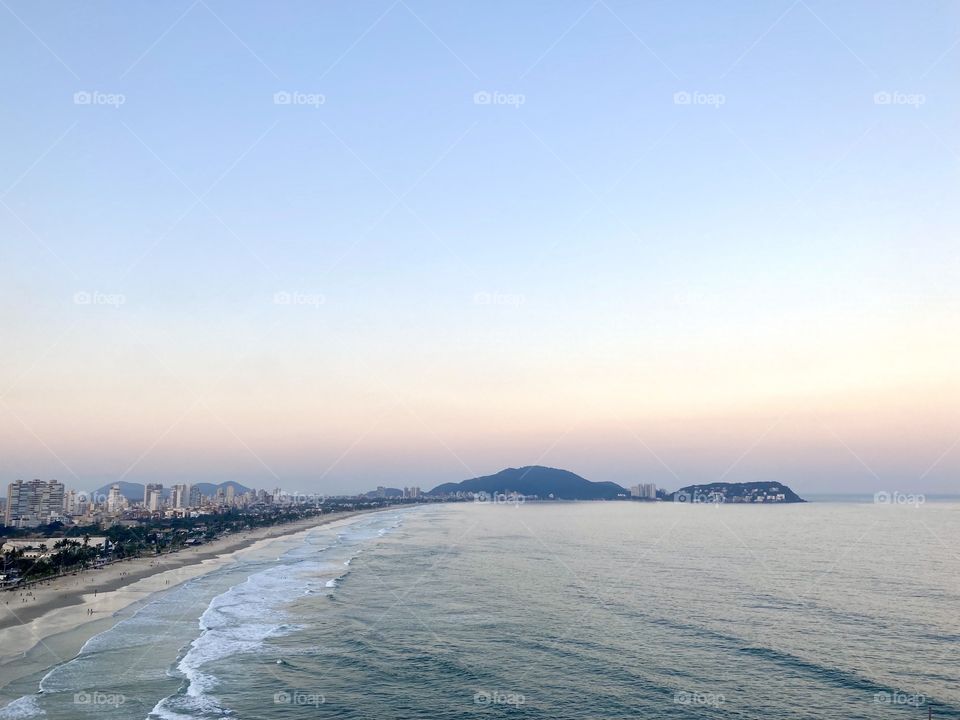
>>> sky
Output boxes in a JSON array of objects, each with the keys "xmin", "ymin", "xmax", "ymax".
[{"xmin": 0, "ymin": 1, "xmax": 958, "ymax": 496}]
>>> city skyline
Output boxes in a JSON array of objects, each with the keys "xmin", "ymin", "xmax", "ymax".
[{"xmin": 2, "ymin": 1, "xmax": 958, "ymax": 495}]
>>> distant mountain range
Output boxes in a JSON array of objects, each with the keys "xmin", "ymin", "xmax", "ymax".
[
  {"xmin": 91, "ymin": 481, "xmax": 251, "ymax": 502},
  {"xmin": 427, "ymin": 466, "xmax": 628, "ymax": 500}
]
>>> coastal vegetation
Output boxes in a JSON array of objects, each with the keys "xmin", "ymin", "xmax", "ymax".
[{"xmin": 0, "ymin": 497, "xmax": 411, "ymax": 587}]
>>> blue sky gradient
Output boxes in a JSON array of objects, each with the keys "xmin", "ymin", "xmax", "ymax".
[{"xmin": 1, "ymin": 1, "xmax": 958, "ymax": 494}]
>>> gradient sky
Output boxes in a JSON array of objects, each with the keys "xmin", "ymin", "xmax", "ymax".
[{"xmin": 1, "ymin": 1, "xmax": 958, "ymax": 495}]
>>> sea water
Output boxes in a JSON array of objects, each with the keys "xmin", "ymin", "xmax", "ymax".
[{"xmin": 0, "ymin": 501, "xmax": 956, "ymax": 719}]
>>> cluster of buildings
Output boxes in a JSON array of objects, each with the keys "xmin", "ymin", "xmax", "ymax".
[
  {"xmin": 2, "ymin": 479, "xmax": 306, "ymax": 528},
  {"xmin": 97, "ymin": 483, "xmax": 308, "ymax": 521},
  {"xmin": 2, "ymin": 476, "xmax": 445, "ymax": 530},
  {"xmin": 724, "ymin": 488, "xmax": 788, "ymax": 503},
  {"xmin": 374, "ymin": 486, "xmax": 422, "ymax": 499},
  {"xmin": 630, "ymin": 483, "xmax": 658, "ymax": 500}
]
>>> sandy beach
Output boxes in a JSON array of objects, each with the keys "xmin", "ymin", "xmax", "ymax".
[{"xmin": 0, "ymin": 509, "xmax": 373, "ymax": 692}]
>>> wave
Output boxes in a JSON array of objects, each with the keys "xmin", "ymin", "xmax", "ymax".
[
  {"xmin": 0, "ymin": 509, "xmax": 409, "ymax": 720},
  {"xmin": 737, "ymin": 645, "xmax": 959, "ymax": 714},
  {"xmin": 0, "ymin": 696, "xmax": 44, "ymax": 720},
  {"xmin": 148, "ymin": 510, "xmax": 405, "ymax": 718}
]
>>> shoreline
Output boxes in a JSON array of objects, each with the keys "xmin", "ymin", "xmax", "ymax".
[{"xmin": 0, "ymin": 509, "xmax": 378, "ymax": 692}]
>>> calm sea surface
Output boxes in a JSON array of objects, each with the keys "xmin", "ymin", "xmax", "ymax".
[{"xmin": 0, "ymin": 501, "xmax": 957, "ymax": 719}]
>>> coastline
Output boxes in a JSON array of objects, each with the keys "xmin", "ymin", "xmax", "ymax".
[{"xmin": 0, "ymin": 509, "xmax": 377, "ymax": 692}]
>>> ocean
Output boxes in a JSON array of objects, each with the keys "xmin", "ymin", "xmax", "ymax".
[{"xmin": 0, "ymin": 501, "xmax": 956, "ymax": 719}]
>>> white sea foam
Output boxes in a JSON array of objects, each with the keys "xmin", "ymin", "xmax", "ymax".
[
  {"xmin": 149, "ymin": 511, "xmax": 404, "ymax": 718},
  {"xmin": 0, "ymin": 696, "xmax": 44, "ymax": 720}
]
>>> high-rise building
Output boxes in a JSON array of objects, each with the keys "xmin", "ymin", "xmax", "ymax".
[
  {"xmin": 5, "ymin": 479, "xmax": 66, "ymax": 527},
  {"xmin": 630, "ymin": 483, "xmax": 657, "ymax": 500},
  {"xmin": 107, "ymin": 484, "xmax": 124, "ymax": 513},
  {"xmin": 64, "ymin": 489, "xmax": 78, "ymax": 515},
  {"xmin": 225, "ymin": 484, "xmax": 235, "ymax": 505},
  {"xmin": 189, "ymin": 485, "xmax": 203, "ymax": 508},
  {"xmin": 76, "ymin": 491, "xmax": 90, "ymax": 516},
  {"xmin": 144, "ymin": 483, "xmax": 163, "ymax": 511},
  {"xmin": 172, "ymin": 484, "xmax": 190, "ymax": 509}
]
